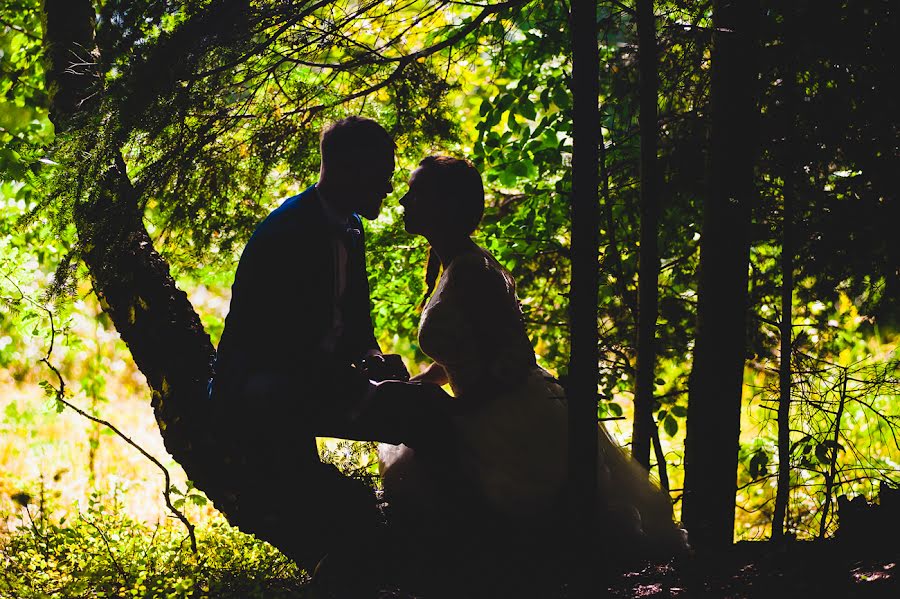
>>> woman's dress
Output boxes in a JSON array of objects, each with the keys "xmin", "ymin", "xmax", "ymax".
[{"xmin": 378, "ymin": 248, "xmax": 687, "ymax": 556}]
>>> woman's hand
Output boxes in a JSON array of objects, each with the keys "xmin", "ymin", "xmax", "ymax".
[{"xmin": 410, "ymin": 362, "xmax": 449, "ymax": 386}]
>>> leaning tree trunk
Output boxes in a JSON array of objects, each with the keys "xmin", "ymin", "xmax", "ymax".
[
  {"xmin": 681, "ymin": 0, "xmax": 760, "ymax": 550},
  {"xmin": 568, "ymin": 0, "xmax": 601, "ymax": 595},
  {"xmin": 631, "ymin": 0, "xmax": 661, "ymax": 474},
  {"xmin": 41, "ymin": 0, "xmax": 233, "ymax": 512}
]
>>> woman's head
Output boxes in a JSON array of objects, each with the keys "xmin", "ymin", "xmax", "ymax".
[{"xmin": 400, "ymin": 155, "xmax": 484, "ymax": 240}]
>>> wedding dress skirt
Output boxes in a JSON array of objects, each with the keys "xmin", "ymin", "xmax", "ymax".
[
  {"xmin": 379, "ymin": 248, "xmax": 686, "ymax": 556},
  {"xmin": 379, "ymin": 369, "xmax": 686, "ymax": 553}
]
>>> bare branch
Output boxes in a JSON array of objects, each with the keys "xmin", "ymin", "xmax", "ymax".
[{"xmin": 23, "ymin": 288, "xmax": 200, "ymax": 554}]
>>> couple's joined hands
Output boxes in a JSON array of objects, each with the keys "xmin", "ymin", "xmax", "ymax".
[
  {"xmin": 359, "ymin": 353, "xmax": 449, "ymax": 388},
  {"xmin": 358, "ymin": 353, "xmax": 410, "ymax": 382},
  {"xmin": 351, "ymin": 354, "xmax": 455, "ymax": 450},
  {"xmin": 366, "ymin": 356, "xmax": 452, "ymax": 411}
]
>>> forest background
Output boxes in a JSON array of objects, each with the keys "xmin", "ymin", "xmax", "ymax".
[{"xmin": 0, "ymin": 0, "xmax": 897, "ymax": 597}]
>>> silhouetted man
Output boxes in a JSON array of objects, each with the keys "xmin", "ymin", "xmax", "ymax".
[{"xmin": 209, "ymin": 116, "xmax": 452, "ymax": 578}]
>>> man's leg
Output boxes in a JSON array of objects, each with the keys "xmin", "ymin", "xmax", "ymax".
[
  {"xmin": 212, "ymin": 374, "xmax": 382, "ymax": 573},
  {"xmin": 222, "ymin": 448, "xmax": 383, "ymax": 573}
]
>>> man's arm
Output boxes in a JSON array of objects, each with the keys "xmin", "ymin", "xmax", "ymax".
[
  {"xmin": 410, "ymin": 362, "xmax": 449, "ymax": 386},
  {"xmin": 327, "ymin": 380, "xmax": 455, "ymax": 453}
]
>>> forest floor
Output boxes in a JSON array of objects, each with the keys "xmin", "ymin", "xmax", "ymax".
[
  {"xmin": 599, "ymin": 542, "xmax": 897, "ymax": 599},
  {"xmin": 370, "ymin": 541, "xmax": 898, "ymax": 599}
]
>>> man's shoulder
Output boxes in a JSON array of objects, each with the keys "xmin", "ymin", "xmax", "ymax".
[
  {"xmin": 251, "ymin": 186, "xmax": 322, "ymax": 238},
  {"xmin": 267, "ymin": 185, "xmax": 320, "ymax": 222}
]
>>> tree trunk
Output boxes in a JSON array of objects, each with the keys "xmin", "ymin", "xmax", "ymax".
[
  {"xmin": 772, "ymin": 8, "xmax": 798, "ymax": 541},
  {"xmin": 632, "ymin": 0, "xmax": 660, "ymax": 473},
  {"xmin": 568, "ymin": 0, "xmax": 600, "ymax": 594},
  {"xmin": 41, "ymin": 0, "xmax": 227, "ymax": 511},
  {"xmin": 771, "ymin": 152, "xmax": 795, "ymax": 542},
  {"xmin": 682, "ymin": 0, "xmax": 760, "ymax": 550},
  {"xmin": 819, "ymin": 369, "xmax": 848, "ymax": 539}
]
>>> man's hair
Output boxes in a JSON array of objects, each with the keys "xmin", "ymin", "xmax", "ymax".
[
  {"xmin": 417, "ymin": 155, "xmax": 485, "ymax": 236},
  {"xmin": 320, "ymin": 116, "xmax": 395, "ymax": 171}
]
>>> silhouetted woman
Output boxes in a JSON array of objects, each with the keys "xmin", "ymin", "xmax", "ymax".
[{"xmin": 379, "ymin": 155, "xmax": 687, "ymax": 559}]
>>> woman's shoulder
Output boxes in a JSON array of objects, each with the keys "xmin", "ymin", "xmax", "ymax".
[
  {"xmin": 448, "ymin": 247, "xmax": 491, "ymax": 272},
  {"xmin": 446, "ymin": 247, "xmax": 513, "ymax": 296}
]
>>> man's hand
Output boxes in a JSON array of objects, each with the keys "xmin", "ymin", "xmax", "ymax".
[{"xmin": 359, "ymin": 353, "xmax": 410, "ymax": 382}]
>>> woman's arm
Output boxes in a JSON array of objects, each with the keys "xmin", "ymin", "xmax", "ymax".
[{"xmin": 410, "ymin": 362, "xmax": 449, "ymax": 386}]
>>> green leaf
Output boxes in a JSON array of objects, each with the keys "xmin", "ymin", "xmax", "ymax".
[
  {"xmin": 749, "ymin": 451, "xmax": 770, "ymax": 479},
  {"xmin": 540, "ymin": 88, "xmax": 551, "ymax": 108},
  {"xmin": 815, "ymin": 443, "xmax": 831, "ymax": 465},
  {"xmin": 663, "ymin": 414, "xmax": 678, "ymax": 437},
  {"xmin": 519, "ymin": 100, "xmax": 537, "ymax": 121},
  {"xmin": 552, "ymin": 86, "xmax": 571, "ymax": 110},
  {"xmin": 749, "ymin": 453, "xmax": 762, "ymax": 479},
  {"xmin": 671, "ymin": 405, "xmax": 688, "ymax": 418},
  {"xmin": 510, "ymin": 160, "xmax": 528, "ymax": 177}
]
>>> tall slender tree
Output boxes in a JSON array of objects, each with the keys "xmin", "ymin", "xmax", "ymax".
[
  {"xmin": 568, "ymin": 0, "xmax": 600, "ymax": 594},
  {"xmin": 682, "ymin": 0, "xmax": 760, "ymax": 550},
  {"xmin": 771, "ymin": 4, "xmax": 799, "ymax": 542},
  {"xmin": 631, "ymin": 0, "xmax": 660, "ymax": 473}
]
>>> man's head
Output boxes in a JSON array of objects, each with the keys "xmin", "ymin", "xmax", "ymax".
[{"xmin": 318, "ymin": 116, "xmax": 395, "ymax": 219}]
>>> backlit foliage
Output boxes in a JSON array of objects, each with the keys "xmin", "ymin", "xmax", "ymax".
[{"xmin": 0, "ymin": 2, "xmax": 897, "ymax": 594}]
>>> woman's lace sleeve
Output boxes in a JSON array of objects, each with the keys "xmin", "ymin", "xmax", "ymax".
[{"xmin": 428, "ymin": 253, "xmax": 534, "ymax": 395}]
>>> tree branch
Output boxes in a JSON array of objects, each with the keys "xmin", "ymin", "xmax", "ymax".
[{"xmin": 28, "ymin": 291, "xmax": 199, "ymax": 554}]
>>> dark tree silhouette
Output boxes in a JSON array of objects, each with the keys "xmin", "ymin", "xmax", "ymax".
[
  {"xmin": 682, "ymin": 0, "xmax": 760, "ymax": 550},
  {"xmin": 631, "ymin": 0, "xmax": 661, "ymax": 475},
  {"xmin": 40, "ymin": 0, "xmax": 220, "ymax": 500},
  {"xmin": 771, "ymin": 3, "xmax": 800, "ymax": 543},
  {"xmin": 567, "ymin": 0, "xmax": 600, "ymax": 594}
]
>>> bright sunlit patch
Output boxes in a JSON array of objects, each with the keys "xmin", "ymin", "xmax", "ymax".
[{"xmin": 852, "ymin": 562, "xmax": 895, "ymax": 583}]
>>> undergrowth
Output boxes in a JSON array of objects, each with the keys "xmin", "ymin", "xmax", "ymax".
[{"xmin": 0, "ymin": 493, "xmax": 307, "ymax": 599}]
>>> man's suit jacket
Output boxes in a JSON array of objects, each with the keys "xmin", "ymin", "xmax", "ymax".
[{"xmin": 212, "ymin": 185, "xmax": 379, "ymax": 421}]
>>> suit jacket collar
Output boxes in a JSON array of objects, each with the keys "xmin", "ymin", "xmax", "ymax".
[{"xmin": 313, "ymin": 184, "xmax": 355, "ymax": 231}]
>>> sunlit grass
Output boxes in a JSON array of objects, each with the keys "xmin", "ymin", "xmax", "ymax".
[{"xmin": 0, "ymin": 381, "xmax": 199, "ymax": 532}]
